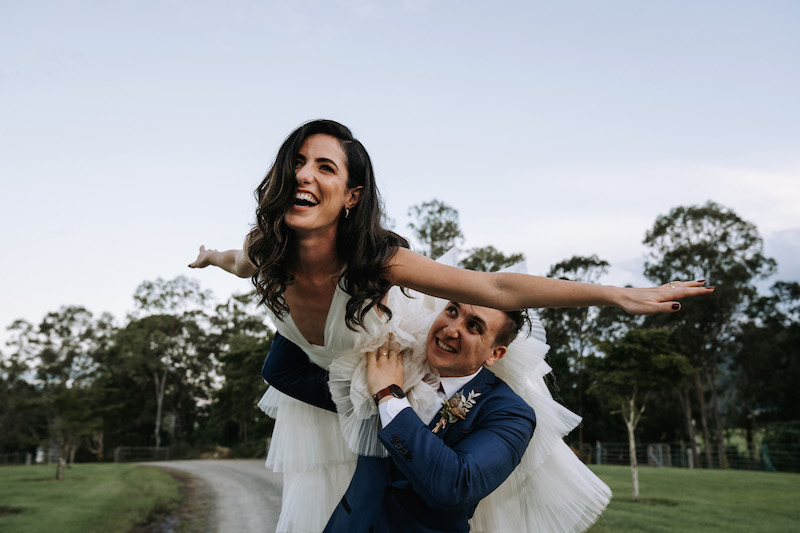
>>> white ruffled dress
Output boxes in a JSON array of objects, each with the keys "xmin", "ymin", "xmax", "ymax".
[{"xmin": 258, "ymin": 257, "xmax": 612, "ymax": 533}]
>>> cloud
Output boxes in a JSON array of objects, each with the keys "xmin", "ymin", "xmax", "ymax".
[
  {"xmin": 765, "ymin": 228, "xmax": 800, "ymax": 282},
  {"xmin": 699, "ymin": 166, "xmax": 800, "ymax": 234}
]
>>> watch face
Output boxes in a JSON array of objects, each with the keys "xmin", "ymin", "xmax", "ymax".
[{"xmin": 389, "ymin": 384, "xmax": 406, "ymax": 398}]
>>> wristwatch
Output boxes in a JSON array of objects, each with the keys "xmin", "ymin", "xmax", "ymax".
[{"xmin": 372, "ymin": 384, "xmax": 406, "ymax": 405}]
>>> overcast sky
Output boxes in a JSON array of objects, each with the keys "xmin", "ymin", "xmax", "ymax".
[{"xmin": 1, "ymin": 0, "xmax": 798, "ymax": 340}]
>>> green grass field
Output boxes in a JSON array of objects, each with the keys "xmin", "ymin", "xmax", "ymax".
[
  {"xmin": 0, "ymin": 463, "xmax": 179, "ymax": 533},
  {"xmin": 2, "ymin": 462, "xmax": 799, "ymax": 532},
  {"xmin": 588, "ymin": 465, "xmax": 800, "ymax": 532}
]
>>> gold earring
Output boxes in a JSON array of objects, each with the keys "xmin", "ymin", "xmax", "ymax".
[{"xmin": 345, "ymin": 207, "xmax": 350, "ymax": 219}]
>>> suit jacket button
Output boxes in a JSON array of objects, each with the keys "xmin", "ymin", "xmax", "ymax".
[{"xmin": 394, "ymin": 442, "xmax": 403, "ymax": 449}]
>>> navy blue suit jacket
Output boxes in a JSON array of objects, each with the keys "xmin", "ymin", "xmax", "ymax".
[{"xmin": 262, "ymin": 333, "xmax": 536, "ymax": 533}]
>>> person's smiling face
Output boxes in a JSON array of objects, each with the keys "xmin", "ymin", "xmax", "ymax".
[
  {"xmin": 425, "ymin": 301, "xmax": 508, "ymax": 377},
  {"xmin": 283, "ymin": 133, "xmax": 362, "ymax": 236}
]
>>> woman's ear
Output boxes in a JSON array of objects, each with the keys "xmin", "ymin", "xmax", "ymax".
[{"xmin": 346, "ymin": 186, "xmax": 364, "ymax": 209}]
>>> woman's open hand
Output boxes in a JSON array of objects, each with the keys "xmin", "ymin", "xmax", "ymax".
[
  {"xmin": 617, "ymin": 280, "xmax": 714, "ymax": 315},
  {"xmin": 188, "ymin": 245, "xmax": 217, "ymax": 269}
]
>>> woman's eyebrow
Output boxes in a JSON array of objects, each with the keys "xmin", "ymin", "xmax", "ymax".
[{"xmin": 315, "ymin": 157, "xmax": 339, "ymax": 170}]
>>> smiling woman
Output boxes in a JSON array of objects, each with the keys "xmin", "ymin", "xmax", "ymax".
[
  {"xmin": 244, "ymin": 120, "xmax": 409, "ymax": 337},
  {"xmin": 189, "ymin": 120, "xmax": 415, "ymax": 531},
  {"xmin": 188, "ymin": 119, "xmax": 713, "ymax": 532},
  {"xmin": 284, "ymin": 134, "xmax": 361, "ymax": 242}
]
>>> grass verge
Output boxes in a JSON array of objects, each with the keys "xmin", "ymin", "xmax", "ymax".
[
  {"xmin": 588, "ymin": 465, "xmax": 800, "ymax": 532},
  {"xmin": 0, "ymin": 463, "xmax": 180, "ymax": 533},
  {"xmin": 4, "ymin": 462, "xmax": 798, "ymax": 532}
]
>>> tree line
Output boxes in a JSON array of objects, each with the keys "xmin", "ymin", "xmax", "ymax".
[
  {"xmin": 1, "ymin": 199, "xmax": 797, "ymax": 484},
  {"xmin": 0, "ymin": 280, "xmax": 274, "ymax": 479}
]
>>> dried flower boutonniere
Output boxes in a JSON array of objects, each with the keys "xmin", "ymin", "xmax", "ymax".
[{"xmin": 432, "ymin": 390, "xmax": 481, "ymax": 434}]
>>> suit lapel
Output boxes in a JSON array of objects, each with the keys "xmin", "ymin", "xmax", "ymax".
[{"xmin": 429, "ymin": 368, "xmax": 497, "ymax": 439}]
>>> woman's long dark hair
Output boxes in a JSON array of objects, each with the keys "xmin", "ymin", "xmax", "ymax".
[{"xmin": 247, "ymin": 119, "xmax": 409, "ymax": 330}]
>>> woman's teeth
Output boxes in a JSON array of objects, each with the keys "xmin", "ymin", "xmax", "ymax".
[{"xmin": 295, "ymin": 192, "xmax": 319, "ymax": 206}]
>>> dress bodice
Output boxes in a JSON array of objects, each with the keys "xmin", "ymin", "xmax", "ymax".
[{"xmin": 268, "ymin": 281, "xmax": 391, "ymax": 370}]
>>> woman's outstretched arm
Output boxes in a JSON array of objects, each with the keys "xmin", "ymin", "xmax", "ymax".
[
  {"xmin": 385, "ymin": 248, "xmax": 713, "ymax": 315},
  {"xmin": 188, "ymin": 236, "xmax": 256, "ymax": 278}
]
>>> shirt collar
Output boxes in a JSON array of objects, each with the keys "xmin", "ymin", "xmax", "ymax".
[{"xmin": 439, "ymin": 368, "xmax": 482, "ymax": 399}]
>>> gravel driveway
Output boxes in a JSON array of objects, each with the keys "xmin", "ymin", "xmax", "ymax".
[{"xmin": 144, "ymin": 459, "xmax": 282, "ymax": 533}]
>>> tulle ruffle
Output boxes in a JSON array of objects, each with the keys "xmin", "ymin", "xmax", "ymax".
[
  {"xmin": 276, "ymin": 463, "xmax": 357, "ymax": 533},
  {"xmin": 327, "ymin": 286, "xmax": 441, "ymax": 458},
  {"xmin": 488, "ymin": 315, "xmax": 583, "ymax": 471},
  {"xmin": 471, "ymin": 442, "xmax": 612, "ymax": 532},
  {"xmin": 263, "ymin": 392, "xmax": 356, "ymax": 473},
  {"xmin": 259, "ymin": 391, "xmax": 358, "ymax": 532},
  {"xmin": 327, "ymin": 341, "xmax": 441, "ymax": 457}
]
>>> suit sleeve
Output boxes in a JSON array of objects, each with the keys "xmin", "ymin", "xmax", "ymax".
[
  {"xmin": 378, "ymin": 395, "xmax": 535, "ymax": 509},
  {"xmin": 261, "ymin": 333, "xmax": 337, "ymax": 412}
]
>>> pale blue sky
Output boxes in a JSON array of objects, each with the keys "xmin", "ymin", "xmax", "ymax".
[{"xmin": 1, "ymin": 0, "xmax": 798, "ymax": 337}]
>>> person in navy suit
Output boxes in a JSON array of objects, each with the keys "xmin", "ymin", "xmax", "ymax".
[{"xmin": 263, "ymin": 300, "xmax": 536, "ymax": 533}]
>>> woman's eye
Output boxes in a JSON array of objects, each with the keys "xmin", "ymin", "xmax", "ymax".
[{"xmin": 320, "ymin": 164, "xmax": 333, "ymax": 172}]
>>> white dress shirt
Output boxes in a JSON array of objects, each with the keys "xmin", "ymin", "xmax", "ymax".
[{"xmin": 378, "ymin": 368, "xmax": 483, "ymax": 427}]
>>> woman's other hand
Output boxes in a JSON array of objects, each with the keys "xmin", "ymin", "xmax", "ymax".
[
  {"xmin": 366, "ymin": 334, "xmax": 405, "ymax": 396},
  {"xmin": 617, "ymin": 280, "xmax": 714, "ymax": 315}
]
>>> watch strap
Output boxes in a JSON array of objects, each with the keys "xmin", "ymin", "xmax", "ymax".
[{"xmin": 373, "ymin": 384, "xmax": 405, "ymax": 405}]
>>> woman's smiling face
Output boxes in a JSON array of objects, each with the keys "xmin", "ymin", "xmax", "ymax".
[{"xmin": 284, "ymin": 133, "xmax": 362, "ymax": 236}]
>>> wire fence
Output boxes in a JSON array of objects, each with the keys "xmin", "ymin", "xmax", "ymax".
[
  {"xmin": 112, "ymin": 446, "xmax": 170, "ymax": 462},
  {"xmin": 1, "ymin": 448, "xmax": 59, "ymax": 466},
  {"xmin": 1, "ymin": 452, "xmax": 34, "ymax": 465},
  {"xmin": 588, "ymin": 441, "xmax": 800, "ymax": 472},
  {"xmin": 1, "ymin": 446, "xmax": 171, "ymax": 466},
  {"xmin": 3, "ymin": 441, "xmax": 796, "ymax": 472}
]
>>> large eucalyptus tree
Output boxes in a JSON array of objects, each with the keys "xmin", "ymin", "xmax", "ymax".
[{"xmin": 642, "ymin": 201, "xmax": 775, "ymax": 468}]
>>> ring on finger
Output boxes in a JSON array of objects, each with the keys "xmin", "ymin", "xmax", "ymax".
[{"xmin": 669, "ymin": 281, "xmax": 676, "ymax": 288}]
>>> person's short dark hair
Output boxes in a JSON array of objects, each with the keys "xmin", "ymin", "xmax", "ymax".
[{"xmin": 494, "ymin": 309, "xmax": 532, "ymax": 347}]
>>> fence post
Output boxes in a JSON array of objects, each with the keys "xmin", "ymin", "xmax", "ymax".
[{"xmin": 761, "ymin": 444, "xmax": 777, "ymax": 472}]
